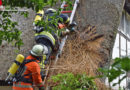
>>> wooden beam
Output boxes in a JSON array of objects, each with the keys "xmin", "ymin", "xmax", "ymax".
[{"xmin": 117, "ymin": 30, "xmax": 130, "ymax": 42}]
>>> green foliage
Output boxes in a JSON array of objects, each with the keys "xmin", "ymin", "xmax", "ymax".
[
  {"xmin": 51, "ymin": 72, "xmax": 97, "ymax": 90},
  {"xmin": 99, "ymin": 57, "xmax": 130, "ymax": 87},
  {"xmin": 34, "ymin": 0, "xmax": 73, "ymax": 37},
  {"xmin": 0, "ymin": 11, "xmax": 23, "ymax": 49},
  {"xmin": 3, "ymin": 0, "xmax": 72, "ymax": 11},
  {"xmin": 20, "ymin": 12, "xmax": 29, "ymax": 18},
  {"xmin": 0, "ymin": 0, "xmax": 73, "ymax": 49},
  {"xmin": 36, "ymin": 9, "xmax": 66, "ymax": 36}
]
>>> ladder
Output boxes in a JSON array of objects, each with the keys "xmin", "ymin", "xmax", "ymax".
[
  {"xmin": 44, "ymin": 0, "xmax": 79, "ymax": 89},
  {"xmin": 55, "ymin": 0, "xmax": 79, "ymax": 63}
]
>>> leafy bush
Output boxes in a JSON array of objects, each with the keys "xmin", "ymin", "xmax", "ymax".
[
  {"xmin": 99, "ymin": 57, "xmax": 130, "ymax": 89},
  {"xmin": 51, "ymin": 72, "xmax": 97, "ymax": 90},
  {"xmin": 0, "ymin": 12, "xmax": 23, "ymax": 49},
  {"xmin": 0, "ymin": 0, "xmax": 72, "ymax": 49}
]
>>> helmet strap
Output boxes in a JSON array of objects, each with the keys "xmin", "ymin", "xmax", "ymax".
[{"xmin": 30, "ymin": 54, "xmax": 43, "ymax": 62}]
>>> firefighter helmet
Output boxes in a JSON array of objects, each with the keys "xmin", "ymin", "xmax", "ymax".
[
  {"xmin": 45, "ymin": 8, "xmax": 56, "ymax": 14},
  {"xmin": 30, "ymin": 44, "xmax": 48, "ymax": 56}
]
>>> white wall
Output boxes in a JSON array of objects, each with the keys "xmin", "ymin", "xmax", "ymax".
[{"xmin": 106, "ymin": 11, "xmax": 130, "ymax": 90}]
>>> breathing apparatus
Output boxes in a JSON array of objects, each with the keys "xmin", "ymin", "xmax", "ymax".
[{"xmin": 5, "ymin": 54, "xmax": 25, "ymax": 81}]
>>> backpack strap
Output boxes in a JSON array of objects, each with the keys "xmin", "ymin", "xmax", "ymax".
[
  {"xmin": 15, "ymin": 59, "xmax": 36, "ymax": 84},
  {"xmin": 14, "ymin": 60, "xmax": 21, "ymax": 66},
  {"xmin": 24, "ymin": 59, "xmax": 36, "ymax": 64}
]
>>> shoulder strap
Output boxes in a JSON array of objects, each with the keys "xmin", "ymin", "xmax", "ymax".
[
  {"xmin": 19, "ymin": 59, "xmax": 36, "ymax": 68},
  {"xmin": 14, "ymin": 59, "xmax": 36, "ymax": 83},
  {"xmin": 24, "ymin": 59, "xmax": 36, "ymax": 64}
]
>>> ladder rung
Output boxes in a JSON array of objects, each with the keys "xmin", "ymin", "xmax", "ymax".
[
  {"xmin": 64, "ymin": 5, "xmax": 68, "ymax": 7},
  {"xmin": 61, "ymin": 11, "xmax": 72, "ymax": 13},
  {"xmin": 64, "ymin": 5, "xmax": 74, "ymax": 7}
]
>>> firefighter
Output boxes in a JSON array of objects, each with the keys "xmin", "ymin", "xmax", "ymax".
[
  {"xmin": 12, "ymin": 44, "xmax": 48, "ymax": 90},
  {"xmin": 33, "ymin": 8, "xmax": 76, "ymax": 65},
  {"xmin": 44, "ymin": 8, "xmax": 70, "ymax": 29},
  {"xmin": 33, "ymin": 8, "xmax": 76, "ymax": 36}
]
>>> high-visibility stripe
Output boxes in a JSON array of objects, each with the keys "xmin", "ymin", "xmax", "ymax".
[
  {"xmin": 35, "ymin": 31, "xmax": 56, "ymax": 45},
  {"xmin": 65, "ymin": 18, "xmax": 70, "ymax": 23},
  {"xmin": 39, "ymin": 55, "xmax": 46, "ymax": 69},
  {"xmin": 13, "ymin": 82, "xmax": 33, "ymax": 88}
]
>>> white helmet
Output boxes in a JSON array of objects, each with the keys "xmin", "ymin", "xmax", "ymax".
[
  {"xmin": 30, "ymin": 44, "xmax": 48, "ymax": 56},
  {"xmin": 45, "ymin": 8, "xmax": 56, "ymax": 14}
]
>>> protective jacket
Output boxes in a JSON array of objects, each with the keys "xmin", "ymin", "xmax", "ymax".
[
  {"xmin": 12, "ymin": 55, "xmax": 43, "ymax": 90},
  {"xmin": 33, "ymin": 10, "xmax": 70, "ymax": 67},
  {"xmin": 34, "ymin": 10, "xmax": 70, "ymax": 49}
]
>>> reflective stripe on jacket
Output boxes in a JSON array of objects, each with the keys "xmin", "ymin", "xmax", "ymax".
[{"xmin": 13, "ymin": 82, "xmax": 33, "ymax": 90}]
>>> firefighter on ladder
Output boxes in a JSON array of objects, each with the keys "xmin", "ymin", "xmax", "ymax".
[
  {"xmin": 33, "ymin": 8, "xmax": 76, "ymax": 65},
  {"xmin": 13, "ymin": 44, "xmax": 48, "ymax": 90}
]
